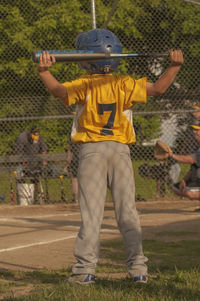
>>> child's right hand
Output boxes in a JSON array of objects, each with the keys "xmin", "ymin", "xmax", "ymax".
[
  {"xmin": 169, "ymin": 49, "xmax": 184, "ymax": 67},
  {"xmin": 37, "ymin": 51, "xmax": 56, "ymax": 73}
]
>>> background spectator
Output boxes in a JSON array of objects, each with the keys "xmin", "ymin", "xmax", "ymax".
[
  {"xmin": 15, "ymin": 126, "xmax": 48, "ymax": 204},
  {"xmin": 171, "ymin": 119, "xmax": 200, "ymax": 204},
  {"xmin": 15, "ymin": 126, "xmax": 48, "ymax": 177},
  {"xmin": 181, "ymin": 105, "xmax": 200, "ymax": 154}
]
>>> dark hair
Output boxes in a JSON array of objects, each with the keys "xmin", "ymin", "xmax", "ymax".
[{"xmin": 30, "ymin": 126, "xmax": 40, "ymax": 134}]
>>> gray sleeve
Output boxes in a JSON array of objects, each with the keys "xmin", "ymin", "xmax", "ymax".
[
  {"xmin": 190, "ymin": 147, "xmax": 200, "ymax": 167},
  {"xmin": 39, "ymin": 136, "xmax": 48, "ymax": 153},
  {"xmin": 15, "ymin": 132, "xmax": 26, "ymax": 154}
]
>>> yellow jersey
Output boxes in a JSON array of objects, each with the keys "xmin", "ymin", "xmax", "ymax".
[{"xmin": 62, "ymin": 74, "xmax": 147, "ymax": 144}]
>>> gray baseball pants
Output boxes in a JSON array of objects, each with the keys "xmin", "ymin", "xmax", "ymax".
[{"xmin": 72, "ymin": 141, "xmax": 148, "ymax": 277}]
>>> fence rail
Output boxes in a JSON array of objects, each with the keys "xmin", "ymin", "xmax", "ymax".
[{"xmin": 1, "ymin": 0, "xmax": 200, "ymax": 203}]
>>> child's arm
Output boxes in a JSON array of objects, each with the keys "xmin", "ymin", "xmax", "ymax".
[
  {"xmin": 37, "ymin": 51, "xmax": 67, "ymax": 101},
  {"xmin": 146, "ymin": 49, "xmax": 184, "ymax": 96},
  {"xmin": 170, "ymin": 153, "xmax": 195, "ymax": 164}
]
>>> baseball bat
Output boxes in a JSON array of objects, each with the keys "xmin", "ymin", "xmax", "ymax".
[
  {"xmin": 39, "ymin": 177, "xmax": 46, "ymax": 205},
  {"xmin": 32, "ymin": 50, "xmax": 169, "ymax": 63},
  {"xmin": 59, "ymin": 175, "xmax": 67, "ymax": 202},
  {"xmin": 13, "ymin": 170, "xmax": 19, "ymax": 204},
  {"xmin": 10, "ymin": 171, "xmax": 15, "ymax": 204},
  {"xmin": 35, "ymin": 181, "xmax": 45, "ymax": 205},
  {"xmin": 43, "ymin": 167, "xmax": 49, "ymax": 203}
]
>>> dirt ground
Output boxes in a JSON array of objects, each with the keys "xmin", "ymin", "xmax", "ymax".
[{"xmin": 0, "ymin": 196, "xmax": 200, "ymax": 272}]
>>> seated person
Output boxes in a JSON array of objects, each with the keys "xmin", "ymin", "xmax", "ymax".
[
  {"xmin": 14, "ymin": 126, "xmax": 48, "ymax": 204},
  {"xmin": 170, "ymin": 119, "xmax": 200, "ymax": 201},
  {"xmin": 180, "ymin": 105, "xmax": 200, "ymax": 154},
  {"xmin": 15, "ymin": 126, "xmax": 48, "ymax": 180},
  {"xmin": 173, "ymin": 168, "xmax": 200, "ymax": 200}
]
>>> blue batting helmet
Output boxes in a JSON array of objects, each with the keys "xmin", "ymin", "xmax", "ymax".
[{"xmin": 76, "ymin": 28, "xmax": 122, "ymax": 73}]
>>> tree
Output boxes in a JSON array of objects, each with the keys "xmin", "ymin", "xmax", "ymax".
[{"xmin": 0, "ymin": 0, "xmax": 200, "ymax": 153}]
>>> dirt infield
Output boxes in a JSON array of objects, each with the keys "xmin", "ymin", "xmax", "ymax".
[{"xmin": 0, "ymin": 197, "xmax": 199, "ymax": 272}]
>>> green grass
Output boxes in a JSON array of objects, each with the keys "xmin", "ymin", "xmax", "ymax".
[{"xmin": 1, "ymin": 239, "xmax": 200, "ymax": 300}]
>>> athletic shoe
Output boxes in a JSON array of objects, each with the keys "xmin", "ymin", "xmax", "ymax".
[
  {"xmin": 67, "ymin": 274, "xmax": 95, "ymax": 285},
  {"xmin": 132, "ymin": 275, "xmax": 148, "ymax": 283}
]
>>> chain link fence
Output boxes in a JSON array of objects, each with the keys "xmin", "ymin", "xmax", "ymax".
[{"xmin": 0, "ymin": 0, "xmax": 200, "ymax": 204}]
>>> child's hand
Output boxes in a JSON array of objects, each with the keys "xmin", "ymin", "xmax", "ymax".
[
  {"xmin": 37, "ymin": 51, "xmax": 56, "ymax": 73},
  {"xmin": 179, "ymin": 179, "xmax": 186, "ymax": 191},
  {"xmin": 169, "ymin": 49, "xmax": 184, "ymax": 67}
]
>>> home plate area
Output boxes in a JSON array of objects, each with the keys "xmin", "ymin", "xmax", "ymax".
[{"xmin": 0, "ymin": 199, "xmax": 199, "ymax": 271}]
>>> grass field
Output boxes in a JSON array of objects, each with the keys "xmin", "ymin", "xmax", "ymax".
[{"xmin": 0, "ymin": 238, "xmax": 200, "ymax": 300}]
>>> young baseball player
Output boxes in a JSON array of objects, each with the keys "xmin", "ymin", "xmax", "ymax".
[{"xmin": 37, "ymin": 28, "xmax": 183, "ymax": 284}]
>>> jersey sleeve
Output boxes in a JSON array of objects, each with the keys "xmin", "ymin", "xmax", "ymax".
[
  {"xmin": 61, "ymin": 78, "xmax": 87, "ymax": 106},
  {"xmin": 121, "ymin": 76, "xmax": 147, "ymax": 110}
]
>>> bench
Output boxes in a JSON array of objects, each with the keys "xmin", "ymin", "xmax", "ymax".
[{"xmin": 0, "ymin": 153, "xmax": 71, "ymax": 204}]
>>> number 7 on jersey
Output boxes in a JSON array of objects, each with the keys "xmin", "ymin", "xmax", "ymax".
[{"xmin": 98, "ymin": 103, "xmax": 116, "ymax": 136}]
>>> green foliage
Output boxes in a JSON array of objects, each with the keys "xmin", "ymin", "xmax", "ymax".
[
  {"xmin": 1, "ymin": 0, "xmax": 200, "ymax": 95},
  {"xmin": 0, "ymin": 94, "xmax": 75, "ymax": 154},
  {"xmin": 1, "ymin": 0, "xmax": 200, "ymax": 153}
]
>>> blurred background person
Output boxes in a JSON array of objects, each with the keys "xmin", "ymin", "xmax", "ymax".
[
  {"xmin": 172, "ymin": 119, "xmax": 200, "ymax": 207},
  {"xmin": 180, "ymin": 105, "xmax": 200, "ymax": 154},
  {"xmin": 15, "ymin": 126, "xmax": 48, "ymax": 175},
  {"xmin": 15, "ymin": 126, "xmax": 48, "ymax": 204}
]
